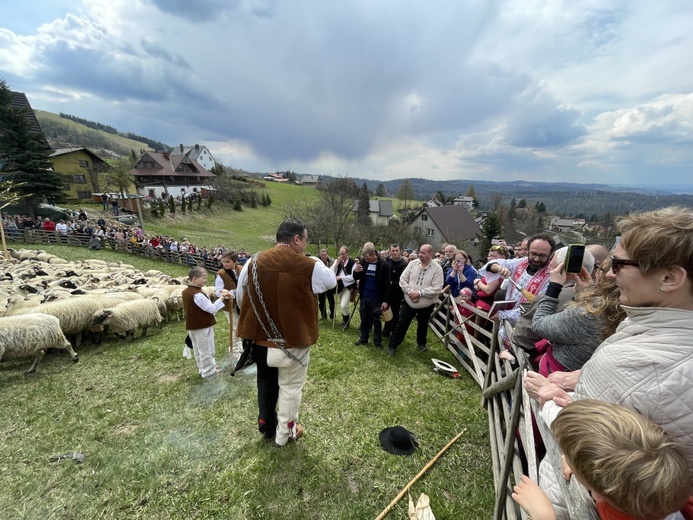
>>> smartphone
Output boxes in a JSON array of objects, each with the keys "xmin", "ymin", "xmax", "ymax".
[{"xmin": 564, "ymin": 244, "xmax": 585, "ymax": 274}]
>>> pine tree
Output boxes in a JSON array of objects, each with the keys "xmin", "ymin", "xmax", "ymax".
[
  {"xmin": 169, "ymin": 195, "xmax": 175, "ymax": 214},
  {"xmin": 0, "ymin": 80, "xmax": 65, "ymax": 216},
  {"xmin": 356, "ymin": 182, "xmax": 371, "ymax": 228},
  {"xmin": 375, "ymin": 183, "xmax": 386, "ymax": 197}
]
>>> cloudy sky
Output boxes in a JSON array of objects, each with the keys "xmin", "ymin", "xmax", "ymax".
[{"xmin": 2, "ymin": 0, "xmax": 692, "ymax": 191}]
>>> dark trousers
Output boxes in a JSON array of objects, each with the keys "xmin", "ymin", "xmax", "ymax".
[
  {"xmin": 358, "ymin": 296, "xmax": 382, "ymax": 345},
  {"xmin": 318, "ymin": 289, "xmax": 335, "ymax": 318},
  {"xmin": 388, "ymin": 301, "xmax": 434, "ymax": 351},
  {"xmin": 382, "ymin": 294, "xmax": 403, "ymax": 336},
  {"xmin": 251, "ymin": 343, "xmax": 278, "ymax": 439}
]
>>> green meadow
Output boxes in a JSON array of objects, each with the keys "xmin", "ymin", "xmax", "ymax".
[{"xmin": 1, "ymin": 186, "xmax": 493, "ymax": 519}]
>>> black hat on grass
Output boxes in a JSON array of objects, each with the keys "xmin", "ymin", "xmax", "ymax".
[{"xmin": 379, "ymin": 426, "xmax": 418, "ymax": 455}]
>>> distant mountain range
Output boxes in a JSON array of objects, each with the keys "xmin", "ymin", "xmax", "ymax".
[{"xmin": 34, "ymin": 109, "xmax": 692, "ymax": 216}]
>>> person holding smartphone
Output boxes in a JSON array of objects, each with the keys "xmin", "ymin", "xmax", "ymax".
[{"xmin": 445, "ymin": 250, "xmax": 477, "ymax": 297}]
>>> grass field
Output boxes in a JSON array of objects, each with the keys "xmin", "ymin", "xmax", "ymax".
[
  {"xmin": 71, "ymin": 180, "xmax": 421, "ymax": 257},
  {"xmin": 1, "ymin": 217, "xmax": 493, "ymax": 519}
]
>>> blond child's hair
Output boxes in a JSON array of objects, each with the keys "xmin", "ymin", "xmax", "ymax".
[
  {"xmin": 188, "ymin": 266, "xmax": 207, "ymax": 280},
  {"xmin": 551, "ymin": 399, "xmax": 689, "ymax": 520}
]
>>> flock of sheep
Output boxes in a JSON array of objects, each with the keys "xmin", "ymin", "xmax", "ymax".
[{"xmin": 0, "ymin": 248, "xmax": 214, "ymax": 373}]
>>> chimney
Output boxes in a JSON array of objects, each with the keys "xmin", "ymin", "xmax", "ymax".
[
  {"xmin": 163, "ymin": 152, "xmax": 170, "ymax": 159},
  {"xmin": 179, "ymin": 144, "xmax": 184, "ymax": 153},
  {"xmin": 195, "ymin": 144, "xmax": 199, "ymax": 151}
]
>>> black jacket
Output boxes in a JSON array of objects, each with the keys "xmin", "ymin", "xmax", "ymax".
[{"xmin": 353, "ymin": 257, "xmax": 391, "ymax": 305}]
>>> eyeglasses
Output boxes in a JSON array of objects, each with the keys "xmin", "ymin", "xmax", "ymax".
[
  {"xmin": 528, "ymin": 251, "xmax": 550, "ymax": 260},
  {"xmin": 298, "ymin": 234, "xmax": 309, "ymax": 243},
  {"xmin": 609, "ymin": 256, "xmax": 639, "ymax": 274}
]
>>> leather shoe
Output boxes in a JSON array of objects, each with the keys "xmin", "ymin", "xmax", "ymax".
[
  {"xmin": 418, "ymin": 344, "xmax": 428, "ymax": 352},
  {"xmin": 354, "ymin": 339, "xmax": 368, "ymax": 346},
  {"xmin": 387, "ymin": 347, "xmax": 396, "ymax": 356}
]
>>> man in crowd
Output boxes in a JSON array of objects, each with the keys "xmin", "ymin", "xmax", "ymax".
[
  {"xmin": 514, "ymin": 239, "xmax": 528, "ymax": 259},
  {"xmin": 483, "ymin": 233, "xmax": 556, "ymax": 346},
  {"xmin": 236, "ymin": 218, "xmax": 336, "ymax": 447},
  {"xmin": 383, "ymin": 243, "xmax": 407, "ymax": 338},
  {"xmin": 387, "ymin": 244, "xmax": 444, "ymax": 356},
  {"xmin": 353, "ymin": 244, "xmax": 390, "ymax": 348},
  {"xmin": 317, "ymin": 249, "xmax": 336, "ymax": 321},
  {"xmin": 439, "ymin": 243, "xmax": 457, "ymax": 273}
]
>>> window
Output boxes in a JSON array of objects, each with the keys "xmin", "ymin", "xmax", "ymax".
[
  {"xmin": 421, "ymin": 214, "xmax": 428, "ymax": 221},
  {"xmin": 427, "ymin": 228, "xmax": 435, "ymax": 237},
  {"xmin": 73, "ymin": 175, "xmax": 87, "ymax": 183},
  {"xmin": 414, "ymin": 226, "xmax": 422, "ymax": 233},
  {"xmin": 79, "ymin": 160, "xmax": 89, "ymax": 168},
  {"xmin": 77, "ymin": 191, "xmax": 92, "ymax": 199}
]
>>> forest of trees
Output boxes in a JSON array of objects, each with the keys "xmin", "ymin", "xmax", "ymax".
[{"xmin": 56, "ymin": 113, "xmax": 170, "ymax": 152}]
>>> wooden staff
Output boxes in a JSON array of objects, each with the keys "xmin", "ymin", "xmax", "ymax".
[{"xmin": 374, "ymin": 428, "xmax": 467, "ymax": 520}]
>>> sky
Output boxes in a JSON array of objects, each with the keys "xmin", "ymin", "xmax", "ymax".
[{"xmin": 1, "ymin": 0, "xmax": 693, "ymax": 192}]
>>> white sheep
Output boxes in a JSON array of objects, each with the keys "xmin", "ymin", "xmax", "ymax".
[
  {"xmin": 0, "ymin": 314, "xmax": 78, "ymax": 373},
  {"xmin": 91, "ymin": 299, "xmax": 163, "ymax": 341},
  {"xmin": 16, "ymin": 297, "xmax": 103, "ymax": 348}
]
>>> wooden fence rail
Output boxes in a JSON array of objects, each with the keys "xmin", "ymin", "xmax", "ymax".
[
  {"xmin": 9, "ymin": 228, "xmax": 226, "ymax": 274},
  {"xmin": 429, "ymin": 294, "xmax": 598, "ymax": 520}
]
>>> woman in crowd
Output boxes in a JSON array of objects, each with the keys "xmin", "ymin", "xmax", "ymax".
[
  {"xmin": 474, "ymin": 245, "xmax": 508, "ymax": 311},
  {"xmin": 445, "ymin": 250, "xmax": 477, "ymax": 298},
  {"xmin": 530, "ymin": 258, "xmax": 626, "ymax": 375},
  {"xmin": 526, "ymin": 206, "xmax": 693, "ymax": 502}
]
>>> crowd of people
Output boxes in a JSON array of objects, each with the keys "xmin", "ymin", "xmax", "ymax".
[{"xmin": 3, "ymin": 209, "xmax": 250, "ymax": 271}]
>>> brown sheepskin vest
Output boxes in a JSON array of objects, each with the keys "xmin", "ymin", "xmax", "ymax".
[
  {"xmin": 183, "ymin": 286, "xmax": 216, "ymax": 330},
  {"xmin": 216, "ymin": 266, "xmax": 240, "ymax": 312},
  {"xmin": 237, "ymin": 247, "xmax": 318, "ymax": 347}
]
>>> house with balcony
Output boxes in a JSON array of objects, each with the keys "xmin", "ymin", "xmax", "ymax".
[{"xmin": 130, "ymin": 151, "xmax": 216, "ymax": 199}]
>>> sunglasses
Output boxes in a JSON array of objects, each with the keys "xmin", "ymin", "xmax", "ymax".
[{"xmin": 609, "ymin": 256, "xmax": 640, "ymax": 274}]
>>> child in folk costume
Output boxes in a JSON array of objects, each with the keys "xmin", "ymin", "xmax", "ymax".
[
  {"xmin": 214, "ymin": 250, "xmax": 243, "ymax": 355},
  {"xmin": 183, "ymin": 266, "xmax": 229, "ymax": 378}
]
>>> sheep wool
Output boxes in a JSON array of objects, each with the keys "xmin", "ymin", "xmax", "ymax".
[
  {"xmin": 91, "ymin": 299, "xmax": 163, "ymax": 340},
  {"xmin": 0, "ymin": 314, "xmax": 78, "ymax": 373}
]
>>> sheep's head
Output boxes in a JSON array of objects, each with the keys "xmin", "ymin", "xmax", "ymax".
[{"xmin": 91, "ymin": 309, "xmax": 114, "ymax": 326}]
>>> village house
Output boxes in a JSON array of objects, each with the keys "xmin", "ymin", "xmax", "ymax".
[
  {"xmin": 409, "ymin": 205, "xmax": 481, "ymax": 251},
  {"xmin": 129, "ymin": 151, "xmax": 216, "ymax": 199},
  {"xmin": 49, "ymin": 147, "xmax": 112, "ymax": 201},
  {"xmin": 368, "ymin": 199, "xmax": 393, "ymax": 226},
  {"xmin": 170, "ymin": 144, "xmax": 216, "ymax": 171}
]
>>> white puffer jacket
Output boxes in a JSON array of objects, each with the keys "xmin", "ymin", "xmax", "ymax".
[{"xmin": 538, "ymin": 305, "xmax": 693, "ymax": 519}]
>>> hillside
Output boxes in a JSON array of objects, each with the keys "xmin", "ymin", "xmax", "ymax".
[
  {"xmin": 34, "ymin": 110, "xmax": 156, "ymax": 156},
  {"xmin": 362, "ymin": 178, "xmax": 693, "ymax": 216}
]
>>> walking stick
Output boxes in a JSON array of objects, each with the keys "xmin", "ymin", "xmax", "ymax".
[
  {"xmin": 343, "ymin": 293, "xmax": 360, "ymax": 330},
  {"xmin": 374, "ymin": 428, "xmax": 467, "ymax": 520}
]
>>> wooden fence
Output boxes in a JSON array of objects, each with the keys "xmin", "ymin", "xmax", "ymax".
[
  {"xmin": 7, "ymin": 228, "xmax": 226, "ymax": 274},
  {"xmin": 429, "ymin": 294, "xmax": 598, "ymax": 520}
]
